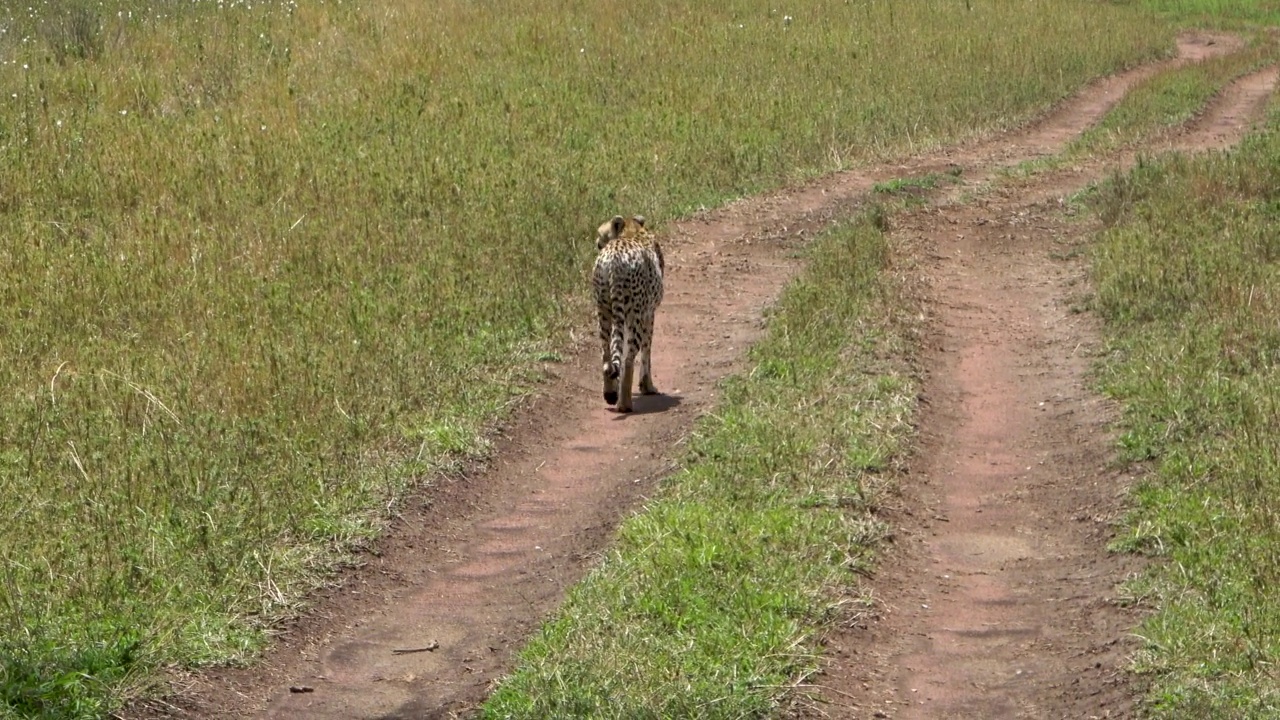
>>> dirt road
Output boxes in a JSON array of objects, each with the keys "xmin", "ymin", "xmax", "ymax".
[
  {"xmin": 809, "ymin": 46, "xmax": 1276, "ymax": 720},
  {"xmin": 138, "ymin": 32, "xmax": 1272, "ymax": 719}
]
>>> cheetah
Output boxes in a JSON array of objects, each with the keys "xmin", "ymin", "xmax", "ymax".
[{"xmin": 592, "ymin": 214, "xmax": 665, "ymax": 413}]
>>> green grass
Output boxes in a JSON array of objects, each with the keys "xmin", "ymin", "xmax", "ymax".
[
  {"xmin": 1074, "ymin": 36, "xmax": 1277, "ymax": 153},
  {"xmin": 0, "ymin": 0, "xmax": 1174, "ymax": 716},
  {"xmin": 873, "ymin": 168, "xmax": 963, "ymax": 199},
  {"xmin": 1134, "ymin": 0, "xmax": 1280, "ymax": 26},
  {"xmin": 483, "ymin": 211, "xmax": 915, "ymax": 719},
  {"xmin": 1090, "ymin": 102, "xmax": 1280, "ymax": 717},
  {"xmin": 1005, "ymin": 35, "xmax": 1278, "ymax": 181}
]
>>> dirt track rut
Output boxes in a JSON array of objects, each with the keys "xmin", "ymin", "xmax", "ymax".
[{"xmin": 140, "ymin": 32, "xmax": 1272, "ymax": 719}]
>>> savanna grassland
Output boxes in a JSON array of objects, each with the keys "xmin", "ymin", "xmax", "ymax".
[
  {"xmin": 0, "ymin": 0, "xmax": 1176, "ymax": 717},
  {"xmin": 485, "ymin": 7, "xmax": 1280, "ymax": 720},
  {"xmin": 1138, "ymin": 0, "xmax": 1280, "ymax": 26},
  {"xmin": 1092, "ymin": 96, "xmax": 1280, "ymax": 718}
]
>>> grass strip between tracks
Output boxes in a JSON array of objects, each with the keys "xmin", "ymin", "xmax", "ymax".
[{"xmin": 483, "ymin": 210, "xmax": 918, "ymax": 718}]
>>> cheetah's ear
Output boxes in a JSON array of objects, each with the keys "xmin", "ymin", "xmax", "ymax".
[
  {"xmin": 597, "ymin": 215, "xmax": 624, "ymax": 249},
  {"xmin": 633, "ymin": 215, "xmax": 646, "ymax": 227}
]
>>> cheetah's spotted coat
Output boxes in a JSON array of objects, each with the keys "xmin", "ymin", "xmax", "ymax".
[{"xmin": 592, "ymin": 215, "xmax": 665, "ymax": 413}]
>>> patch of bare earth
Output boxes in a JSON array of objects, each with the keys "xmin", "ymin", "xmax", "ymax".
[
  {"xmin": 805, "ymin": 49, "xmax": 1275, "ymax": 720},
  {"xmin": 128, "ymin": 32, "xmax": 1260, "ymax": 720}
]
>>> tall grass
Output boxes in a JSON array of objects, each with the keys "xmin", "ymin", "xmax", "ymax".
[
  {"xmin": 1091, "ymin": 105, "xmax": 1280, "ymax": 716},
  {"xmin": 484, "ymin": 211, "xmax": 914, "ymax": 718},
  {"xmin": 0, "ymin": 0, "xmax": 1170, "ymax": 716},
  {"xmin": 1132, "ymin": 0, "xmax": 1280, "ymax": 25}
]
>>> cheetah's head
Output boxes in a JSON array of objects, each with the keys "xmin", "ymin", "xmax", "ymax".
[{"xmin": 596, "ymin": 214, "xmax": 646, "ymax": 250}]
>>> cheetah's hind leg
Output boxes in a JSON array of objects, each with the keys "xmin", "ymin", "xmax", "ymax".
[
  {"xmin": 603, "ymin": 372, "xmax": 619, "ymax": 406},
  {"xmin": 616, "ymin": 324, "xmax": 640, "ymax": 413},
  {"xmin": 600, "ymin": 313, "xmax": 619, "ymax": 406},
  {"xmin": 639, "ymin": 312, "xmax": 659, "ymax": 395},
  {"xmin": 639, "ymin": 341, "xmax": 658, "ymax": 395}
]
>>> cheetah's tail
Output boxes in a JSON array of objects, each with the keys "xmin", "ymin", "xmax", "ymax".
[{"xmin": 608, "ymin": 319, "xmax": 625, "ymax": 381}]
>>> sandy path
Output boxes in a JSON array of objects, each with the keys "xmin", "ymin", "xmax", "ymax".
[{"xmin": 131, "ymin": 32, "xmax": 1264, "ymax": 720}]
